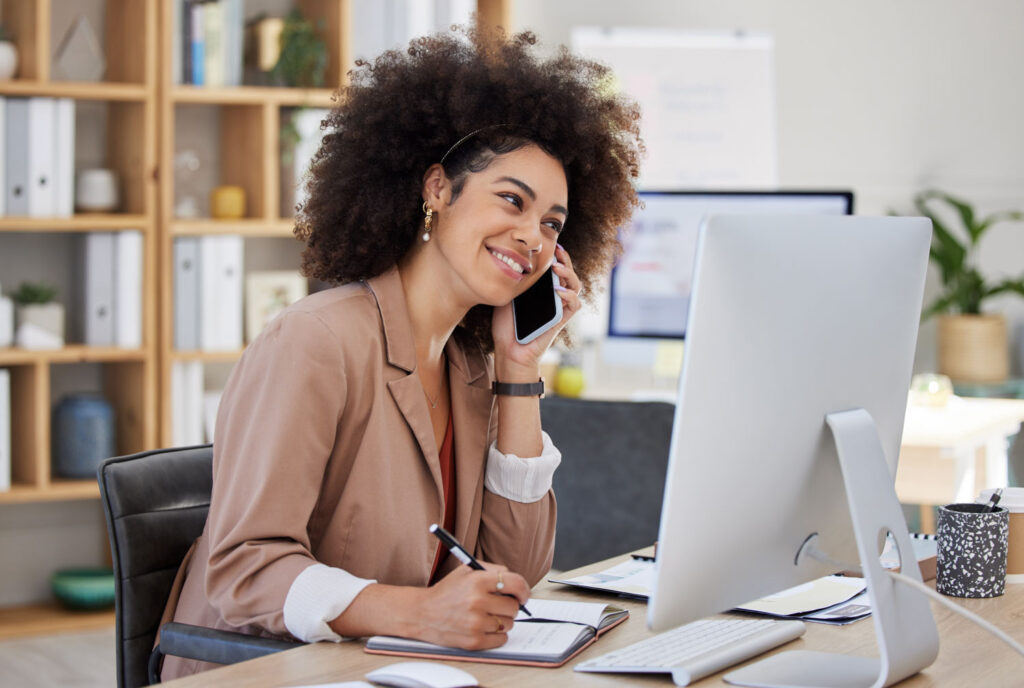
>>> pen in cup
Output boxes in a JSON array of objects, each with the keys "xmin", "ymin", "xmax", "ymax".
[
  {"xmin": 985, "ymin": 488, "xmax": 1004, "ymax": 512},
  {"xmin": 429, "ymin": 523, "xmax": 531, "ymax": 617}
]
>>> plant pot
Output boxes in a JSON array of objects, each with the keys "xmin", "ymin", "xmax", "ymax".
[
  {"xmin": 937, "ymin": 314, "xmax": 1009, "ymax": 383},
  {"xmin": 15, "ymin": 303, "xmax": 65, "ymax": 350},
  {"xmin": 0, "ymin": 41, "xmax": 18, "ymax": 80}
]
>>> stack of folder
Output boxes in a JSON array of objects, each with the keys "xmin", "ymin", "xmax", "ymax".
[{"xmin": 1, "ymin": 97, "xmax": 75, "ymax": 218}]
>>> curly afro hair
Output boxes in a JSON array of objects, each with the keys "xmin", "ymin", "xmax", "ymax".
[{"xmin": 296, "ymin": 24, "xmax": 643, "ymax": 352}]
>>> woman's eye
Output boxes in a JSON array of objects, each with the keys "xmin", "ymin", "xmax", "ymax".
[
  {"xmin": 544, "ymin": 220, "xmax": 563, "ymax": 233},
  {"xmin": 499, "ymin": 192, "xmax": 523, "ymax": 209}
]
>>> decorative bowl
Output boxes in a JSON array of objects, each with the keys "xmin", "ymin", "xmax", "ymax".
[{"xmin": 51, "ymin": 568, "xmax": 115, "ymax": 610}]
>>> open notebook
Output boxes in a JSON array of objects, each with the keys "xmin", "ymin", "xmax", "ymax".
[{"xmin": 365, "ymin": 598, "xmax": 628, "ymax": 667}]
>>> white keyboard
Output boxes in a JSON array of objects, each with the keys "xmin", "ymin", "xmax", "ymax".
[{"xmin": 575, "ymin": 618, "xmax": 806, "ymax": 686}]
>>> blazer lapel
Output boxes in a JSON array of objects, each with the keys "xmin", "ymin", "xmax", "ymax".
[{"xmin": 368, "ymin": 269, "xmax": 444, "ymax": 508}]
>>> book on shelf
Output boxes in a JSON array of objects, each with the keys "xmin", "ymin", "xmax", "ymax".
[
  {"xmin": 171, "ymin": 361, "xmax": 205, "ymax": 446},
  {"xmin": 83, "ymin": 232, "xmax": 116, "ymax": 346},
  {"xmin": 365, "ymin": 598, "xmax": 628, "ymax": 667},
  {"xmin": 113, "ymin": 230, "xmax": 143, "ymax": 349},
  {"xmin": 0, "ymin": 368, "xmax": 10, "ymax": 492},
  {"xmin": 54, "ymin": 98, "xmax": 75, "ymax": 218},
  {"xmin": 83, "ymin": 231, "xmax": 143, "ymax": 348},
  {"xmin": 173, "ymin": 237, "xmax": 200, "ymax": 350},
  {"xmin": 197, "ymin": 235, "xmax": 244, "ymax": 351},
  {"xmin": 176, "ymin": 0, "xmax": 244, "ymax": 86}
]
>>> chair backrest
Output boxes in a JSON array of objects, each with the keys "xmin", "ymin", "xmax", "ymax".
[
  {"xmin": 542, "ymin": 397, "xmax": 675, "ymax": 571},
  {"xmin": 98, "ymin": 445, "xmax": 213, "ymax": 688}
]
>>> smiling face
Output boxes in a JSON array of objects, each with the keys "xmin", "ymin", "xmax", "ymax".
[{"xmin": 424, "ymin": 144, "xmax": 569, "ymax": 308}]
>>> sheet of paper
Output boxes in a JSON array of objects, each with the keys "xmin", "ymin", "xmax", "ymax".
[
  {"xmin": 802, "ymin": 590, "xmax": 872, "ymax": 624},
  {"xmin": 550, "ymin": 559, "xmax": 655, "ymax": 598},
  {"xmin": 737, "ymin": 575, "xmax": 866, "ymax": 616}
]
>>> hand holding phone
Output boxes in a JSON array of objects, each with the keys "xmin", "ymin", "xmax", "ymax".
[{"xmin": 511, "ymin": 266, "xmax": 562, "ymax": 345}]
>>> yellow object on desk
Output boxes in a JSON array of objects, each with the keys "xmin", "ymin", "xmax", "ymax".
[{"xmin": 210, "ymin": 185, "xmax": 246, "ymax": 219}]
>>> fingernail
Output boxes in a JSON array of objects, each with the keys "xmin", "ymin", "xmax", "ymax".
[
  {"xmin": 556, "ymin": 243, "xmax": 565, "ymax": 251},
  {"xmin": 553, "ymin": 284, "xmax": 570, "ymax": 292}
]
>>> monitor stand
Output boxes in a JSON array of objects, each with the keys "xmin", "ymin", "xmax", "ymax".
[{"xmin": 724, "ymin": 408, "xmax": 940, "ymax": 688}]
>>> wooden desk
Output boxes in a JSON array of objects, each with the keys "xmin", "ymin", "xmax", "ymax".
[
  {"xmin": 897, "ymin": 397, "xmax": 1024, "ymax": 531},
  {"xmin": 162, "ymin": 553, "xmax": 1024, "ymax": 687}
]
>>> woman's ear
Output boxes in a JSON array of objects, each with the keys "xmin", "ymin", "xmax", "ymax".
[{"xmin": 421, "ymin": 163, "xmax": 448, "ymax": 208}]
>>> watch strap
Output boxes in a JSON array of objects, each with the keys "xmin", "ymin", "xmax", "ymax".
[{"xmin": 492, "ymin": 379, "xmax": 545, "ymax": 397}]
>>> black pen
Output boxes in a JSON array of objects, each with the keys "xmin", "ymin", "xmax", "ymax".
[
  {"xmin": 985, "ymin": 488, "xmax": 1003, "ymax": 512},
  {"xmin": 429, "ymin": 523, "xmax": 531, "ymax": 616}
]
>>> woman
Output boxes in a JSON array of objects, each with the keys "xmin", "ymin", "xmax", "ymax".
[{"xmin": 161, "ymin": 26, "xmax": 641, "ymax": 679}]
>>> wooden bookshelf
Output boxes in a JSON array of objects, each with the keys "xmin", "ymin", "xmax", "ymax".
[
  {"xmin": 0, "ymin": 0, "xmax": 158, "ymax": 635},
  {"xmin": 0, "ymin": 0, "xmax": 159, "ymax": 497}
]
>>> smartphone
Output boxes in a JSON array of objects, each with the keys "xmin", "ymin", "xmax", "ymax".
[{"xmin": 512, "ymin": 266, "xmax": 563, "ymax": 345}]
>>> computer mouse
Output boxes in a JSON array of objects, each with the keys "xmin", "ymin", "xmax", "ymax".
[{"xmin": 365, "ymin": 661, "xmax": 478, "ymax": 688}]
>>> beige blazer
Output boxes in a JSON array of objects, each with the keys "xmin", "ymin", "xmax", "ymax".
[{"xmin": 162, "ymin": 267, "xmax": 556, "ymax": 679}]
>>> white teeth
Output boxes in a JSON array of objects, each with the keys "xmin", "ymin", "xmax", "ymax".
[{"xmin": 490, "ymin": 249, "xmax": 524, "ymax": 274}]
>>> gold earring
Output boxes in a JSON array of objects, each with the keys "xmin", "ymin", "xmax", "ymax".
[{"xmin": 422, "ymin": 202, "xmax": 433, "ymax": 242}]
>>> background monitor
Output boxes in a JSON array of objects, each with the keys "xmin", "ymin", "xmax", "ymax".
[
  {"xmin": 647, "ymin": 214, "xmax": 935, "ymax": 682},
  {"xmin": 608, "ymin": 190, "xmax": 853, "ymax": 340}
]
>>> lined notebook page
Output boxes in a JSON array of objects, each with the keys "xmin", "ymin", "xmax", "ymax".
[{"xmin": 516, "ymin": 598, "xmax": 610, "ymax": 626}]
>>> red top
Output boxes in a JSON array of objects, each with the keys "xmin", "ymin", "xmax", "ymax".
[{"xmin": 430, "ymin": 411, "xmax": 456, "ymax": 582}]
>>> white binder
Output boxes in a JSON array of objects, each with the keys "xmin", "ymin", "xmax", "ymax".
[
  {"xmin": 0, "ymin": 368, "xmax": 10, "ymax": 492},
  {"xmin": 83, "ymin": 232, "xmax": 116, "ymax": 346},
  {"xmin": 0, "ymin": 97, "xmax": 6, "ymax": 217},
  {"xmin": 27, "ymin": 97, "xmax": 57, "ymax": 217},
  {"xmin": 54, "ymin": 98, "xmax": 75, "ymax": 218},
  {"xmin": 113, "ymin": 230, "xmax": 143, "ymax": 348},
  {"xmin": 199, "ymin": 235, "xmax": 244, "ymax": 351},
  {"xmin": 5, "ymin": 98, "xmax": 30, "ymax": 216},
  {"xmin": 173, "ymin": 237, "xmax": 200, "ymax": 350}
]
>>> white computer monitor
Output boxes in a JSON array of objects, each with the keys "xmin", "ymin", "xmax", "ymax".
[
  {"xmin": 608, "ymin": 191, "xmax": 853, "ymax": 340},
  {"xmin": 648, "ymin": 214, "xmax": 940, "ymax": 687}
]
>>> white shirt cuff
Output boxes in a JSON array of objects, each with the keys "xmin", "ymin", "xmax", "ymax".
[
  {"xmin": 484, "ymin": 431, "xmax": 561, "ymax": 503},
  {"xmin": 283, "ymin": 563, "xmax": 376, "ymax": 642}
]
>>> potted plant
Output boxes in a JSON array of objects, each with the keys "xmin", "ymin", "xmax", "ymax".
[
  {"xmin": 272, "ymin": 9, "xmax": 327, "ymax": 89},
  {"xmin": 0, "ymin": 25, "xmax": 17, "ymax": 80},
  {"xmin": 914, "ymin": 189, "xmax": 1024, "ymax": 383},
  {"xmin": 13, "ymin": 282, "xmax": 64, "ymax": 350}
]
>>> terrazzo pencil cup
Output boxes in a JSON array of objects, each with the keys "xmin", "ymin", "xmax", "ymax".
[{"xmin": 936, "ymin": 503, "xmax": 1009, "ymax": 598}]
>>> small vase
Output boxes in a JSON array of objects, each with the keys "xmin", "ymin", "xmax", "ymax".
[
  {"xmin": 0, "ymin": 42, "xmax": 18, "ymax": 80},
  {"xmin": 52, "ymin": 394, "xmax": 116, "ymax": 479},
  {"xmin": 15, "ymin": 303, "xmax": 65, "ymax": 350},
  {"xmin": 75, "ymin": 169, "xmax": 119, "ymax": 212},
  {"xmin": 937, "ymin": 314, "xmax": 1009, "ymax": 383}
]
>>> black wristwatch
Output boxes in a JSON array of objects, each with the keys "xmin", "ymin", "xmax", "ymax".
[{"xmin": 492, "ymin": 379, "xmax": 545, "ymax": 398}]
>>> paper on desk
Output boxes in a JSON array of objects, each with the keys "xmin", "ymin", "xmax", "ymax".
[
  {"xmin": 549, "ymin": 559, "xmax": 655, "ymax": 598},
  {"xmin": 799, "ymin": 590, "xmax": 872, "ymax": 625},
  {"xmin": 736, "ymin": 575, "xmax": 866, "ymax": 616}
]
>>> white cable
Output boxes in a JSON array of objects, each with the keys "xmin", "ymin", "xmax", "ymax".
[{"xmin": 886, "ymin": 570, "xmax": 1024, "ymax": 657}]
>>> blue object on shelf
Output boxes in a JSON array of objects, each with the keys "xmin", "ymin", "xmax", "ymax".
[{"xmin": 52, "ymin": 394, "xmax": 116, "ymax": 479}]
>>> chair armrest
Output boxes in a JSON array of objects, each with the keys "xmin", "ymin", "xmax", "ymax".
[{"xmin": 154, "ymin": 621, "xmax": 301, "ymax": 677}]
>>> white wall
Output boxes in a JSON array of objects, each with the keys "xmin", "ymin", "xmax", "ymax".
[{"xmin": 514, "ymin": 0, "xmax": 1024, "ymax": 375}]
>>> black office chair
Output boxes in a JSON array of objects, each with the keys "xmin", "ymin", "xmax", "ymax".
[
  {"xmin": 98, "ymin": 445, "xmax": 299, "ymax": 687},
  {"xmin": 542, "ymin": 397, "xmax": 675, "ymax": 571}
]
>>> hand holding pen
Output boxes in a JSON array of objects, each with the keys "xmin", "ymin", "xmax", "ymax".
[{"xmin": 430, "ymin": 523, "xmax": 532, "ymax": 616}]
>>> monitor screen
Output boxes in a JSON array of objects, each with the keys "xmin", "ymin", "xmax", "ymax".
[{"xmin": 608, "ymin": 191, "xmax": 853, "ymax": 339}]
